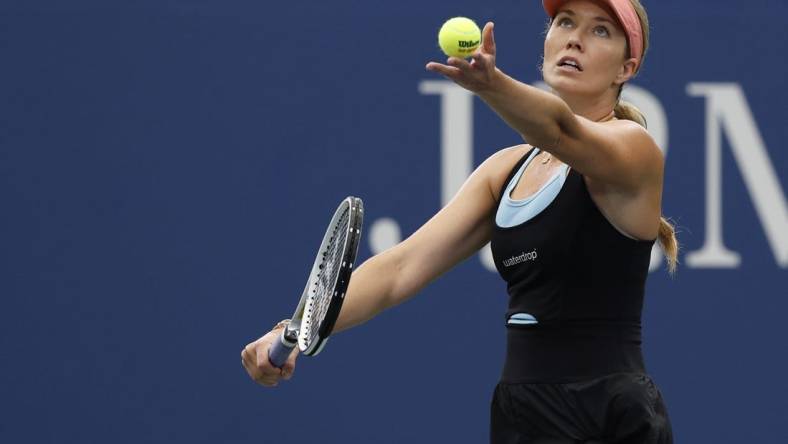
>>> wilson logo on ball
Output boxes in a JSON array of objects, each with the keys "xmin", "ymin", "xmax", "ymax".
[{"xmin": 458, "ymin": 39, "xmax": 480, "ymax": 48}]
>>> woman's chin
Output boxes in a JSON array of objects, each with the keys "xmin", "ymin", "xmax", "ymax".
[
  {"xmin": 544, "ymin": 72, "xmax": 607, "ymax": 99},
  {"xmin": 545, "ymin": 79, "xmax": 583, "ymax": 96}
]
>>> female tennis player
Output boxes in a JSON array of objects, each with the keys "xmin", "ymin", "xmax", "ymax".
[{"xmin": 243, "ymin": 0, "xmax": 675, "ymax": 441}]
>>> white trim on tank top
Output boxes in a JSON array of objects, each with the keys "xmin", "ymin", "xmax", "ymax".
[
  {"xmin": 496, "ymin": 148, "xmax": 570, "ymax": 228},
  {"xmin": 496, "ymin": 148, "xmax": 643, "ymax": 241}
]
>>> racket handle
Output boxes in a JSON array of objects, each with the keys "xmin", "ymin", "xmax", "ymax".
[{"xmin": 268, "ymin": 330, "xmax": 297, "ymax": 368}]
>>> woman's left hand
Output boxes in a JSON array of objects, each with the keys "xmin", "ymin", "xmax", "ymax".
[{"xmin": 426, "ymin": 22, "xmax": 498, "ymax": 93}]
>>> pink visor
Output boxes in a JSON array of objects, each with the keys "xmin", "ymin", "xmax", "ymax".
[{"xmin": 542, "ymin": 0, "xmax": 643, "ymax": 63}]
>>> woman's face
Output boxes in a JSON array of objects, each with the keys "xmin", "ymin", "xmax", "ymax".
[{"xmin": 542, "ymin": 0, "xmax": 637, "ymax": 99}]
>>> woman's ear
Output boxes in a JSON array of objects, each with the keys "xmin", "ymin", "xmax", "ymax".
[{"xmin": 615, "ymin": 58, "xmax": 639, "ymax": 85}]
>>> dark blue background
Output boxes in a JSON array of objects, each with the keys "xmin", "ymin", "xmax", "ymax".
[{"xmin": 2, "ymin": 1, "xmax": 786, "ymax": 442}]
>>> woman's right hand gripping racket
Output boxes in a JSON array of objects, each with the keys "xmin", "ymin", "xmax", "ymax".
[{"xmin": 268, "ymin": 196, "xmax": 364, "ymax": 368}]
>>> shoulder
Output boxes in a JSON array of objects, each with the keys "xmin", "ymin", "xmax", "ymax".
[
  {"xmin": 483, "ymin": 143, "xmax": 532, "ymax": 167},
  {"xmin": 569, "ymin": 117, "xmax": 664, "ymax": 188},
  {"xmin": 606, "ymin": 119, "xmax": 664, "ymax": 171},
  {"xmin": 476, "ymin": 144, "xmax": 533, "ymax": 203},
  {"xmin": 610, "ymin": 118, "xmax": 662, "ymax": 147}
]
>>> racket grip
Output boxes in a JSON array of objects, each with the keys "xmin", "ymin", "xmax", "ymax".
[{"xmin": 268, "ymin": 330, "xmax": 297, "ymax": 368}]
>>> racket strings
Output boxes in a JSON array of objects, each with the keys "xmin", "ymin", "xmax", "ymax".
[{"xmin": 304, "ymin": 207, "xmax": 350, "ymax": 345}]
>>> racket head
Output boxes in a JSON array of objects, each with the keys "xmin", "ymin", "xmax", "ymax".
[{"xmin": 293, "ymin": 196, "xmax": 364, "ymax": 356}]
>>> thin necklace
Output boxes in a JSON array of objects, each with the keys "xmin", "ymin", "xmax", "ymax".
[{"xmin": 541, "ymin": 110, "xmax": 616, "ymax": 164}]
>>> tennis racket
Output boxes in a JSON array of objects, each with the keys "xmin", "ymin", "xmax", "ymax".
[{"xmin": 268, "ymin": 196, "xmax": 364, "ymax": 368}]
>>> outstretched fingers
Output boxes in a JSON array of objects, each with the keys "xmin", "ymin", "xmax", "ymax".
[
  {"xmin": 425, "ymin": 61, "xmax": 463, "ymax": 80},
  {"xmin": 482, "ymin": 22, "xmax": 496, "ymax": 55},
  {"xmin": 446, "ymin": 57, "xmax": 472, "ymax": 71},
  {"xmin": 426, "ymin": 22, "xmax": 498, "ymax": 92}
]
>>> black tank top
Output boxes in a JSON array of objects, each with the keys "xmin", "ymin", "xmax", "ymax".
[{"xmin": 490, "ymin": 148, "xmax": 655, "ymax": 383}]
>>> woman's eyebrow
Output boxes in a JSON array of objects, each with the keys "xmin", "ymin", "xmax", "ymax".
[{"xmin": 594, "ymin": 16, "xmax": 616, "ymax": 26}]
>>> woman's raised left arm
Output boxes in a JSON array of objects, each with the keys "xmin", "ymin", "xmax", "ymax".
[{"xmin": 426, "ymin": 22, "xmax": 663, "ymax": 191}]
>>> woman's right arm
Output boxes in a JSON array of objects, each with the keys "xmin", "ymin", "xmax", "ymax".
[
  {"xmin": 333, "ymin": 146, "xmax": 517, "ymax": 332},
  {"xmin": 241, "ymin": 145, "xmax": 524, "ymax": 386}
]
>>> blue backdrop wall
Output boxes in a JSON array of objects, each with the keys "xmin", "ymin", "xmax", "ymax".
[{"xmin": 2, "ymin": 1, "xmax": 786, "ymax": 443}]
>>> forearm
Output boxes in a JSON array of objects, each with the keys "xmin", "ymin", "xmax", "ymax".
[
  {"xmin": 330, "ymin": 151, "xmax": 498, "ymax": 334},
  {"xmin": 477, "ymin": 69, "xmax": 574, "ymax": 151},
  {"xmin": 332, "ymin": 247, "xmax": 405, "ymax": 334}
]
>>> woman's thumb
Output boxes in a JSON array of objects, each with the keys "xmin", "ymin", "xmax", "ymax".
[{"xmin": 483, "ymin": 22, "xmax": 496, "ymax": 54}]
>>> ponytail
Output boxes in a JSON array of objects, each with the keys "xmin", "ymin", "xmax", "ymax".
[
  {"xmin": 614, "ymin": 100, "xmax": 647, "ymax": 128},
  {"xmin": 657, "ymin": 217, "xmax": 679, "ymax": 275}
]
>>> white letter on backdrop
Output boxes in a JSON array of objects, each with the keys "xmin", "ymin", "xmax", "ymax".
[
  {"xmin": 686, "ymin": 83, "xmax": 788, "ymax": 268},
  {"xmin": 419, "ymin": 81, "xmax": 500, "ymax": 270}
]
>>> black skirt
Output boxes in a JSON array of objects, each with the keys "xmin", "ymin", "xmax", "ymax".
[{"xmin": 490, "ymin": 372, "xmax": 673, "ymax": 444}]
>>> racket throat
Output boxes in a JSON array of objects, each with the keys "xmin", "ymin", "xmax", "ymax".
[{"xmin": 280, "ymin": 326, "xmax": 299, "ymax": 347}]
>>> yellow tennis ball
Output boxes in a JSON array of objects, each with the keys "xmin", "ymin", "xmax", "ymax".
[{"xmin": 438, "ymin": 17, "xmax": 481, "ymax": 58}]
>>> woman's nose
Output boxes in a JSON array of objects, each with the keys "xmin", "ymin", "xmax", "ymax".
[
  {"xmin": 564, "ymin": 26, "xmax": 584, "ymax": 51},
  {"xmin": 565, "ymin": 35, "xmax": 582, "ymax": 52}
]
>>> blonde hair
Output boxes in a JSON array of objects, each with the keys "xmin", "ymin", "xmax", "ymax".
[{"xmin": 614, "ymin": 0, "xmax": 679, "ymax": 274}]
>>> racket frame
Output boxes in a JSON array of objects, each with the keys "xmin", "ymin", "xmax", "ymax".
[{"xmin": 274, "ymin": 196, "xmax": 363, "ymax": 363}]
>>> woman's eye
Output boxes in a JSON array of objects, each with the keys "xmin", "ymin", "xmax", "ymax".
[
  {"xmin": 558, "ymin": 18, "xmax": 573, "ymax": 27},
  {"xmin": 594, "ymin": 26, "xmax": 610, "ymax": 37}
]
